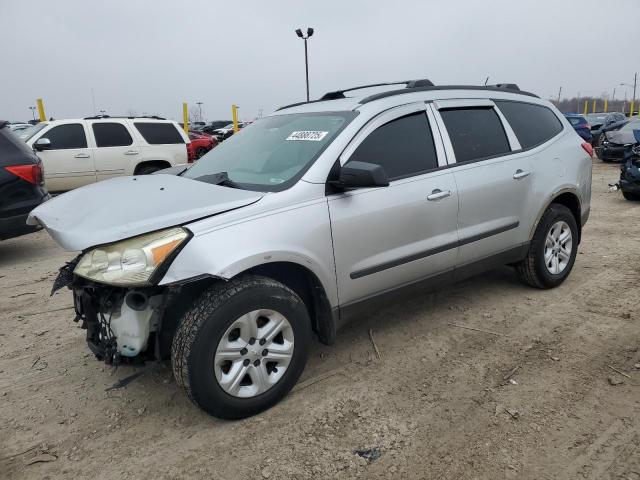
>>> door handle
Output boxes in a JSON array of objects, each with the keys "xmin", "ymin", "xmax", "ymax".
[
  {"xmin": 427, "ymin": 189, "xmax": 451, "ymax": 201},
  {"xmin": 124, "ymin": 150, "xmax": 139, "ymax": 155},
  {"xmin": 74, "ymin": 153, "xmax": 90, "ymax": 158},
  {"xmin": 513, "ymin": 169, "xmax": 531, "ymax": 179}
]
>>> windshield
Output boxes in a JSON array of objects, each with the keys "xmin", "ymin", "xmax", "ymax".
[
  {"xmin": 15, "ymin": 123, "xmax": 47, "ymax": 142},
  {"xmin": 183, "ymin": 111, "xmax": 356, "ymax": 191}
]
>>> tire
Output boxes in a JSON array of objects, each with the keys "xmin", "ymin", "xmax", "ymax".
[
  {"xmin": 516, "ymin": 204, "xmax": 578, "ymax": 289},
  {"xmin": 135, "ymin": 164, "xmax": 163, "ymax": 175},
  {"xmin": 171, "ymin": 275, "xmax": 311, "ymax": 419},
  {"xmin": 622, "ymin": 191, "xmax": 640, "ymax": 201},
  {"xmin": 194, "ymin": 147, "xmax": 208, "ymax": 159}
]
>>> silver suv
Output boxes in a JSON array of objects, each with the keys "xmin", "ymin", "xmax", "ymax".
[{"xmin": 30, "ymin": 79, "xmax": 592, "ymax": 419}]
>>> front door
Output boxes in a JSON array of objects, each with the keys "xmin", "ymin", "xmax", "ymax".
[
  {"xmin": 328, "ymin": 103, "xmax": 459, "ymax": 307},
  {"xmin": 35, "ymin": 123, "xmax": 95, "ymax": 192}
]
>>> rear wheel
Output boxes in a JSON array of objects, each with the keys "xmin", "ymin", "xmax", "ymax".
[
  {"xmin": 194, "ymin": 147, "xmax": 208, "ymax": 159},
  {"xmin": 171, "ymin": 275, "xmax": 311, "ymax": 419},
  {"xmin": 622, "ymin": 191, "xmax": 640, "ymax": 201},
  {"xmin": 516, "ymin": 204, "xmax": 578, "ymax": 289}
]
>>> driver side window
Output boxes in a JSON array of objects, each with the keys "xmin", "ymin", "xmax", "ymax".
[
  {"xmin": 42, "ymin": 124, "xmax": 87, "ymax": 150},
  {"xmin": 347, "ymin": 112, "xmax": 439, "ymax": 180}
]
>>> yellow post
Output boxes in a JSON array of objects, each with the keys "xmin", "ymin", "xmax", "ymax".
[
  {"xmin": 583, "ymin": 100, "xmax": 588, "ymax": 115},
  {"xmin": 631, "ymin": 100, "xmax": 636, "ymax": 117},
  {"xmin": 232, "ymin": 104, "xmax": 239, "ymax": 133},
  {"xmin": 604, "ymin": 99, "xmax": 608, "ymax": 113},
  {"xmin": 182, "ymin": 102, "xmax": 189, "ymax": 134},
  {"xmin": 592, "ymin": 99, "xmax": 596, "ymax": 113},
  {"xmin": 37, "ymin": 98, "xmax": 46, "ymax": 122}
]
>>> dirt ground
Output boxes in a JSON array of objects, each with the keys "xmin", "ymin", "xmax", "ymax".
[{"xmin": 1, "ymin": 159, "xmax": 639, "ymax": 480}]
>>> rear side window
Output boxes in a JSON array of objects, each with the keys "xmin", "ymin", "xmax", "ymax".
[
  {"xmin": 495, "ymin": 101, "xmax": 563, "ymax": 149},
  {"xmin": 440, "ymin": 107, "xmax": 510, "ymax": 163},
  {"xmin": 567, "ymin": 117, "xmax": 582, "ymax": 126},
  {"xmin": 348, "ymin": 112, "xmax": 438, "ymax": 179},
  {"xmin": 42, "ymin": 124, "xmax": 87, "ymax": 149},
  {"xmin": 134, "ymin": 122, "xmax": 184, "ymax": 144},
  {"xmin": 92, "ymin": 123, "xmax": 133, "ymax": 147}
]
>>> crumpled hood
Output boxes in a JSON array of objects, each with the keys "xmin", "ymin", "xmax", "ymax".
[
  {"xmin": 605, "ymin": 129, "xmax": 636, "ymax": 145},
  {"xmin": 28, "ymin": 174, "xmax": 264, "ymax": 251}
]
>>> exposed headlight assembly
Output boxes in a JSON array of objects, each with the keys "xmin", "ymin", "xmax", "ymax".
[{"xmin": 74, "ymin": 227, "xmax": 190, "ymax": 286}]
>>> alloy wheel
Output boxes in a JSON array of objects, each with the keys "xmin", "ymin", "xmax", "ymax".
[{"xmin": 543, "ymin": 220, "xmax": 572, "ymax": 275}]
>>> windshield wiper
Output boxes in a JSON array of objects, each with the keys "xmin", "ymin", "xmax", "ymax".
[{"xmin": 194, "ymin": 171, "xmax": 241, "ymax": 189}]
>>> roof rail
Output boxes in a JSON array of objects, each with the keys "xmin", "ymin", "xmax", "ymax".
[
  {"xmin": 277, "ymin": 78, "xmax": 434, "ymax": 111},
  {"xmin": 319, "ymin": 78, "xmax": 434, "ymax": 100},
  {"xmin": 360, "ymin": 84, "xmax": 538, "ymax": 104},
  {"xmin": 277, "ymin": 80, "xmax": 537, "ymax": 111},
  {"xmin": 83, "ymin": 115, "xmax": 167, "ymax": 120}
]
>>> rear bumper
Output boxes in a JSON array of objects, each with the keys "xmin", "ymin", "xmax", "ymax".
[{"xmin": 0, "ymin": 211, "xmax": 42, "ymax": 240}]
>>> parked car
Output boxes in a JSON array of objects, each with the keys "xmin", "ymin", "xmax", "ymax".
[
  {"xmin": 212, "ymin": 122, "xmax": 251, "ymax": 142},
  {"xmin": 584, "ymin": 112, "xmax": 627, "ymax": 145},
  {"xmin": 21, "ymin": 116, "xmax": 190, "ymax": 192},
  {"xmin": 0, "ymin": 121, "xmax": 49, "ymax": 240},
  {"xmin": 187, "ymin": 131, "xmax": 218, "ymax": 160},
  {"xmin": 564, "ymin": 114, "xmax": 592, "ymax": 143},
  {"xmin": 616, "ymin": 129, "xmax": 640, "ymax": 200},
  {"xmin": 596, "ymin": 118, "xmax": 640, "ymax": 162},
  {"xmin": 200, "ymin": 121, "xmax": 233, "ymax": 135},
  {"xmin": 30, "ymin": 79, "xmax": 591, "ymax": 419}
]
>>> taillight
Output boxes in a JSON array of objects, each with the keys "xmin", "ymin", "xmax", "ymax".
[
  {"xmin": 584, "ymin": 123, "xmax": 591, "ymax": 129},
  {"xmin": 5, "ymin": 163, "xmax": 43, "ymax": 185},
  {"xmin": 581, "ymin": 142, "xmax": 593, "ymax": 157}
]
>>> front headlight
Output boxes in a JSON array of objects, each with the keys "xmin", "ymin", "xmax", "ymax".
[{"xmin": 74, "ymin": 227, "xmax": 189, "ymax": 286}]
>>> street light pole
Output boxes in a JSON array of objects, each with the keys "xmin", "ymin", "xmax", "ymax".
[
  {"xmin": 295, "ymin": 28, "xmax": 314, "ymax": 102},
  {"xmin": 28, "ymin": 106, "xmax": 36, "ymax": 121},
  {"xmin": 196, "ymin": 101, "xmax": 203, "ymax": 123}
]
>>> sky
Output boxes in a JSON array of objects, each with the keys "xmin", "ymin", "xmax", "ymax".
[{"xmin": 1, "ymin": 0, "xmax": 638, "ymax": 123}]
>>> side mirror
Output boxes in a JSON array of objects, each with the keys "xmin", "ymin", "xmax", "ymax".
[
  {"xmin": 33, "ymin": 138, "xmax": 52, "ymax": 151},
  {"xmin": 331, "ymin": 161, "xmax": 389, "ymax": 189}
]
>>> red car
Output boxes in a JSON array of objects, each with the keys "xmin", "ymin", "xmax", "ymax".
[{"xmin": 187, "ymin": 131, "xmax": 218, "ymax": 161}]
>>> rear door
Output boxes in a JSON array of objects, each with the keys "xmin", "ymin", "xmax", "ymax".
[
  {"xmin": 328, "ymin": 103, "xmax": 459, "ymax": 307},
  {"xmin": 431, "ymin": 99, "xmax": 532, "ymax": 269},
  {"xmin": 133, "ymin": 121, "xmax": 188, "ymax": 166},
  {"xmin": 90, "ymin": 120, "xmax": 138, "ymax": 182},
  {"xmin": 34, "ymin": 122, "xmax": 95, "ymax": 192}
]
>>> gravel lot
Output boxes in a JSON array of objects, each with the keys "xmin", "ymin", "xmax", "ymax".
[{"xmin": 1, "ymin": 159, "xmax": 639, "ymax": 480}]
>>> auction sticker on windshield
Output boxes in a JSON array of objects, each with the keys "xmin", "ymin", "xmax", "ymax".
[{"xmin": 286, "ymin": 131, "xmax": 329, "ymax": 141}]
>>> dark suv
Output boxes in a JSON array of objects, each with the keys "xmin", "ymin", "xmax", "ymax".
[{"xmin": 0, "ymin": 121, "xmax": 49, "ymax": 240}]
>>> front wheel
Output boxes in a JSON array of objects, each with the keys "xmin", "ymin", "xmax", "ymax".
[
  {"xmin": 171, "ymin": 275, "xmax": 311, "ymax": 419},
  {"xmin": 516, "ymin": 204, "xmax": 578, "ymax": 289},
  {"xmin": 622, "ymin": 191, "xmax": 640, "ymax": 201}
]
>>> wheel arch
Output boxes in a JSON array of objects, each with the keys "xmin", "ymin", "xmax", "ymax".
[
  {"xmin": 238, "ymin": 261, "xmax": 336, "ymax": 346},
  {"xmin": 134, "ymin": 160, "xmax": 172, "ymax": 174},
  {"xmin": 530, "ymin": 188, "xmax": 582, "ymax": 243}
]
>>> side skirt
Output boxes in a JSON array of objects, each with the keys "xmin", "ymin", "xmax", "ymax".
[{"xmin": 334, "ymin": 243, "xmax": 529, "ymax": 331}]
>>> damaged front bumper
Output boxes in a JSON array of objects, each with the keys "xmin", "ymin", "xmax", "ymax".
[
  {"xmin": 54, "ymin": 259, "xmax": 177, "ymax": 365},
  {"xmin": 619, "ymin": 156, "xmax": 640, "ymax": 194}
]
